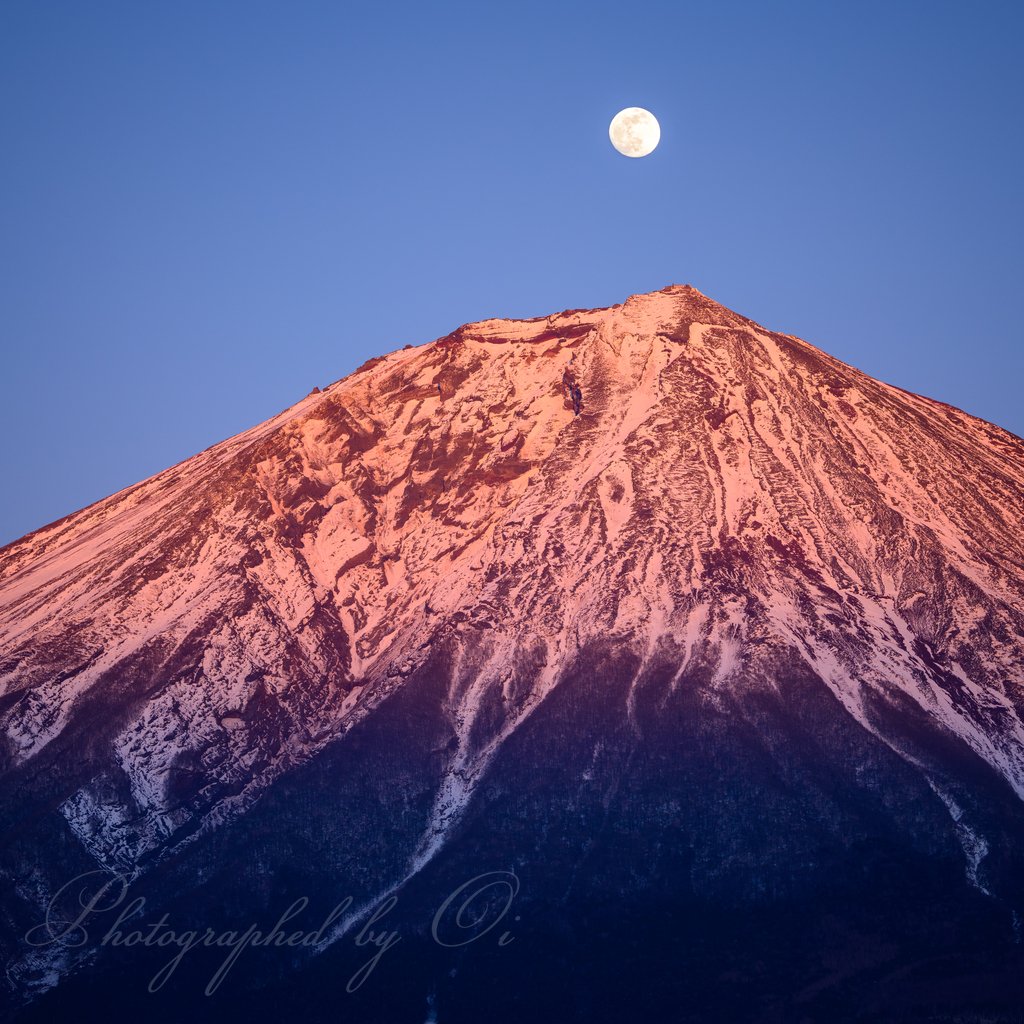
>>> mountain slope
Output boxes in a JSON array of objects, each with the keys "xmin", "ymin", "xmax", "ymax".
[{"xmin": 3, "ymin": 284, "xmax": 1024, "ymax": 1020}]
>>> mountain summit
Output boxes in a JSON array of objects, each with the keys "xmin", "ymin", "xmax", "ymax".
[{"xmin": 3, "ymin": 285, "xmax": 1024, "ymax": 1021}]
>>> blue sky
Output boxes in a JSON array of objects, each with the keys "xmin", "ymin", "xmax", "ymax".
[{"xmin": 1, "ymin": 0, "xmax": 1022, "ymax": 544}]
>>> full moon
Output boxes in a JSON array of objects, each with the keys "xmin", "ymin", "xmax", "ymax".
[{"xmin": 609, "ymin": 107, "xmax": 660, "ymax": 158}]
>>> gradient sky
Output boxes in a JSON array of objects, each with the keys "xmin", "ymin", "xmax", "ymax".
[{"xmin": 1, "ymin": 0, "xmax": 1022, "ymax": 545}]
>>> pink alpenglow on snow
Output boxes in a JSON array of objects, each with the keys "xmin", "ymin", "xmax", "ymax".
[{"xmin": 2, "ymin": 285, "xmax": 1024, "ymax": 1009}]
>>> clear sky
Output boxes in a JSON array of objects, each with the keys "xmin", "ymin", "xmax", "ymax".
[{"xmin": 1, "ymin": 1, "xmax": 1022, "ymax": 545}]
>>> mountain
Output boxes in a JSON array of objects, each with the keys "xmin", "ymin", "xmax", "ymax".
[{"xmin": 2, "ymin": 284, "xmax": 1024, "ymax": 1022}]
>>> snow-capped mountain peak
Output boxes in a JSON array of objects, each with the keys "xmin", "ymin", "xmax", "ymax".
[{"xmin": 2, "ymin": 283, "xmax": 1023, "ymax": 913}]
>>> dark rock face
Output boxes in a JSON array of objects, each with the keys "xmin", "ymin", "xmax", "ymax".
[{"xmin": 2, "ymin": 285, "xmax": 1024, "ymax": 1021}]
